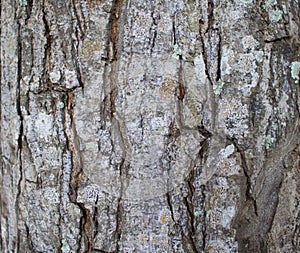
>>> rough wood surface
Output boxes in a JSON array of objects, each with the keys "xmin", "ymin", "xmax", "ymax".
[{"xmin": 1, "ymin": 0, "xmax": 299, "ymax": 252}]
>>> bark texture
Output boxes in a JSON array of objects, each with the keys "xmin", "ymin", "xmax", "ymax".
[{"xmin": 0, "ymin": 0, "xmax": 299, "ymax": 252}]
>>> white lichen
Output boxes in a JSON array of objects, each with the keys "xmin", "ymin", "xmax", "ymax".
[{"xmin": 291, "ymin": 61, "xmax": 300, "ymax": 83}]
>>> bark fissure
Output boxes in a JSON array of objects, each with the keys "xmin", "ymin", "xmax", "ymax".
[
  {"xmin": 182, "ymin": 165, "xmax": 198, "ymax": 253},
  {"xmin": 149, "ymin": 9, "xmax": 158, "ymax": 55},
  {"xmin": 200, "ymin": 185, "xmax": 207, "ymax": 252},
  {"xmin": 64, "ymin": 92, "xmax": 92, "ymax": 252},
  {"xmin": 199, "ymin": 0, "xmax": 214, "ymax": 86},
  {"xmin": 166, "ymin": 192, "xmax": 175, "ymax": 223},
  {"xmin": 16, "ymin": 16, "xmax": 25, "ymax": 253},
  {"xmin": 216, "ymin": 32, "xmax": 222, "ymax": 82},
  {"xmin": 71, "ymin": 0, "xmax": 86, "ymax": 40},
  {"xmin": 230, "ymin": 138, "xmax": 258, "ymax": 216},
  {"xmin": 177, "ymin": 60, "xmax": 186, "ymax": 101},
  {"xmin": 25, "ymin": 223, "xmax": 34, "ymax": 251},
  {"xmin": 41, "ymin": 1, "xmax": 53, "ymax": 91},
  {"xmin": 71, "ymin": 38, "xmax": 85, "ymax": 92},
  {"xmin": 197, "ymin": 137, "xmax": 210, "ymax": 252},
  {"xmin": 92, "ymin": 196, "xmax": 99, "ymax": 240},
  {"xmin": 1, "ymin": 1, "xmax": 299, "ymax": 252}
]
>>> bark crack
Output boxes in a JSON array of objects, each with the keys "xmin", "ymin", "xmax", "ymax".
[
  {"xmin": 63, "ymin": 92, "xmax": 92, "ymax": 252},
  {"xmin": 229, "ymin": 137, "xmax": 258, "ymax": 216},
  {"xmin": 200, "ymin": 185, "xmax": 207, "ymax": 252},
  {"xmin": 177, "ymin": 60, "xmax": 186, "ymax": 101},
  {"xmin": 41, "ymin": 1, "xmax": 53, "ymax": 92},
  {"xmin": 182, "ymin": 163, "xmax": 198, "ymax": 253},
  {"xmin": 16, "ymin": 16, "xmax": 25, "ymax": 253}
]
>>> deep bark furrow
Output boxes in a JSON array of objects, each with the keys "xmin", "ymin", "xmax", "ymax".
[
  {"xmin": 63, "ymin": 92, "xmax": 92, "ymax": 252},
  {"xmin": 183, "ymin": 179, "xmax": 198, "ymax": 252},
  {"xmin": 200, "ymin": 186, "xmax": 207, "ymax": 252},
  {"xmin": 230, "ymin": 137, "xmax": 258, "ymax": 216},
  {"xmin": 41, "ymin": 1, "xmax": 53, "ymax": 91},
  {"xmin": 16, "ymin": 16, "xmax": 24, "ymax": 253}
]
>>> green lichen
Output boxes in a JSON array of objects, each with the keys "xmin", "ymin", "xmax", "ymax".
[
  {"xmin": 262, "ymin": 134, "xmax": 274, "ymax": 150},
  {"xmin": 172, "ymin": 44, "xmax": 185, "ymax": 60},
  {"xmin": 61, "ymin": 239, "xmax": 70, "ymax": 253},
  {"xmin": 266, "ymin": 0, "xmax": 277, "ymax": 7},
  {"xmin": 291, "ymin": 61, "xmax": 300, "ymax": 83},
  {"xmin": 19, "ymin": 0, "xmax": 27, "ymax": 6},
  {"xmin": 271, "ymin": 9, "xmax": 283, "ymax": 22},
  {"xmin": 240, "ymin": 0, "xmax": 253, "ymax": 4},
  {"xmin": 263, "ymin": 0, "xmax": 277, "ymax": 9},
  {"xmin": 213, "ymin": 79, "xmax": 224, "ymax": 95},
  {"xmin": 256, "ymin": 50, "xmax": 264, "ymax": 63}
]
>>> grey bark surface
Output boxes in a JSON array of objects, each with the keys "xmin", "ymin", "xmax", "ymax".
[{"xmin": 0, "ymin": 0, "xmax": 299, "ymax": 252}]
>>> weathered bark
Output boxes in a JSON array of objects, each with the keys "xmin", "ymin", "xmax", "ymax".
[{"xmin": 0, "ymin": 0, "xmax": 299, "ymax": 252}]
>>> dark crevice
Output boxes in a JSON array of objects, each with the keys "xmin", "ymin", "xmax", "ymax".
[
  {"xmin": 206, "ymin": 0, "xmax": 214, "ymax": 34},
  {"xmin": 166, "ymin": 192, "xmax": 175, "ymax": 223},
  {"xmin": 93, "ymin": 195, "xmax": 99, "ymax": 240},
  {"xmin": 200, "ymin": 185, "xmax": 207, "ymax": 251},
  {"xmin": 177, "ymin": 60, "xmax": 185, "ymax": 101},
  {"xmin": 229, "ymin": 137, "xmax": 258, "ymax": 216},
  {"xmin": 197, "ymin": 123, "xmax": 212, "ymax": 138},
  {"xmin": 264, "ymin": 35, "xmax": 290, "ymax": 43},
  {"xmin": 77, "ymin": 203, "xmax": 92, "ymax": 253},
  {"xmin": 41, "ymin": 0, "xmax": 53, "ymax": 91},
  {"xmin": 24, "ymin": 0, "xmax": 33, "ymax": 24},
  {"xmin": 150, "ymin": 30, "xmax": 157, "ymax": 55},
  {"xmin": 182, "ymin": 165, "xmax": 198, "ymax": 253},
  {"xmin": 103, "ymin": 2, "xmax": 129, "ymax": 248},
  {"xmin": 16, "ymin": 16, "xmax": 24, "ymax": 253},
  {"xmin": 25, "ymin": 223, "xmax": 34, "ymax": 251},
  {"xmin": 71, "ymin": 0, "xmax": 86, "ymax": 39},
  {"xmin": 31, "ymin": 84, "xmax": 82, "ymax": 95},
  {"xmin": 114, "ymin": 157, "xmax": 128, "ymax": 252},
  {"xmin": 199, "ymin": 32, "xmax": 213, "ymax": 86},
  {"xmin": 103, "ymin": 0, "xmax": 126, "ymax": 119},
  {"xmin": 63, "ymin": 92, "xmax": 92, "ymax": 252},
  {"xmin": 216, "ymin": 32, "xmax": 222, "ymax": 82},
  {"xmin": 109, "ymin": 0, "xmax": 126, "ymax": 60},
  {"xmin": 199, "ymin": 0, "xmax": 219, "ymax": 87},
  {"xmin": 265, "ymin": 176, "xmax": 284, "ymax": 235},
  {"xmin": 71, "ymin": 37, "xmax": 85, "ymax": 92},
  {"xmin": 149, "ymin": 8, "xmax": 158, "ymax": 56},
  {"xmin": 192, "ymin": 131, "xmax": 210, "ymax": 252},
  {"xmin": 114, "ymin": 196, "xmax": 124, "ymax": 252},
  {"xmin": 71, "ymin": 0, "xmax": 85, "ymax": 93},
  {"xmin": 182, "ymin": 233, "xmax": 198, "ymax": 253},
  {"xmin": 172, "ymin": 17, "xmax": 177, "ymax": 45}
]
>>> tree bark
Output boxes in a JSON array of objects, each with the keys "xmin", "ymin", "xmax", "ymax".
[{"xmin": 1, "ymin": 0, "xmax": 299, "ymax": 252}]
